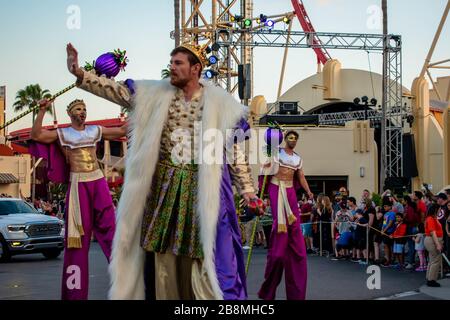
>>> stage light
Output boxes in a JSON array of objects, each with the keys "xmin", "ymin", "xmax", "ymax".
[
  {"xmin": 283, "ymin": 16, "xmax": 290, "ymax": 24},
  {"xmin": 230, "ymin": 15, "xmax": 235, "ymax": 22},
  {"xmin": 204, "ymin": 69, "xmax": 218, "ymax": 79},
  {"xmin": 256, "ymin": 18, "xmax": 261, "ymax": 24},
  {"xmin": 243, "ymin": 19, "xmax": 252, "ymax": 27},
  {"xmin": 205, "ymin": 46, "xmax": 212, "ymax": 54},
  {"xmin": 211, "ymin": 43, "xmax": 220, "ymax": 51},
  {"xmin": 370, "ymin": 98, "xmax": 377, "ymax": 105},
  {"xmin": 208, "ymin": 55, "xmax": 218, "ymax": 65},
  {"xmin": 353, "ymin": 97, "xmax": 361, "ymax": 105},
  {"xmin": 361, "ymin": 96, "xmax": 369, "ymax": 103},
  {"xmin": 259, "ymin": 14, "xmax": 267, "ymax": 23},
  {"xmin": 265, "ymin": 20, "xmax": 275, "ymax": 28},
  {"xmin": 406, "ymin": 114, "xmax": 414, "ymax": 125},
  {"xmin": 233, "ymin": 15, "xmax": 242, "ymax": 22}
]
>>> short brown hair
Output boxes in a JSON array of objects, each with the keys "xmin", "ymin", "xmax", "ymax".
[
  {"xmin": 284, "ymin": 130, "xmax": 299, "ymax": 140},
  {"xmin": 170, "ymin": 47, "xmax": 202, "ymax": 77}
]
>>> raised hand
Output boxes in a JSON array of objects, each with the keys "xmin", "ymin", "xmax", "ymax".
[
  {"xmin": 66, "ymin": 43, "xmax": 83, "ymax": 79},
  {"xmin": 38, "ymin": 99, "xmax": 52, "ymax": 112}
]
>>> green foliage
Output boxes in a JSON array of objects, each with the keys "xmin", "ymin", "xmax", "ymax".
[
  {"xmin": 111, "ymin": 186, "xmax": 123, "ymax": 203},
  {"xmin": 13, "ymin": 84, "xmax": 52, "ymax": 115},
  {"xmin": 234, "ymin": 193, "xmax": 242, "ymax": 215},
  {"xmin": 372, "ymin": 192, "xmax": 382, "ymax": 207},
  {"xmin": 49, "ymin": 183, "xmax": 67, "ymax": 201},
  {"xmin": 161, "ymin": 68, "xmax": 171, "ymax": 79}
]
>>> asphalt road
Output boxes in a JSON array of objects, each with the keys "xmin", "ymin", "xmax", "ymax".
[{"xmin": 0, "ymin": 243, "xmax": 448, "ymax": 300}]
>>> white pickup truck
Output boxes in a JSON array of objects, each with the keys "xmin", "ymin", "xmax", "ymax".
[{"xmin": 0, "ymin": 198, "xmax": 64, "ymax": 262}]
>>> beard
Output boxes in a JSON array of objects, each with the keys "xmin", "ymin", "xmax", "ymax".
[
  {"xmin": 170, "ymin": 74, "xmax": 189, "ymax": 88},
  {"xmin": 70, "ymin": 114, "xmax": 85, "ymax": 125},
  {"xmin": 286, "ymin": 141, "xmax": 297, "ymax": 149}
]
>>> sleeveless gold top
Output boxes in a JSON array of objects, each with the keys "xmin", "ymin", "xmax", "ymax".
[{"xmin": 57, "ymin": 125, "xmax": 102, "ymax": 173}]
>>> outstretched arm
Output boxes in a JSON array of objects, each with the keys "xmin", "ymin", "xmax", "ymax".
[
  {"xmin": 30, "ymin": 99, "xmax": 58, "ymax": 144},
  {"xmin": 101, "ymin": 123, "xmax": 128, "ymax": 140},
  {"xmin": 66, "ymin": 43, "xmax": 133, "ymax": 109}
]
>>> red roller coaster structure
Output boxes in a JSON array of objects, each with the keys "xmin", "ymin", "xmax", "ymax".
[{"xmin": 291, "ymin": 0, "xmax": 331, "ymax": 65}]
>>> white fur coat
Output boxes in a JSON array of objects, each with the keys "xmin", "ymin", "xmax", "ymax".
[{"xmin": 108, "ymin": 79, "xmax": 247, "ymax": 299}]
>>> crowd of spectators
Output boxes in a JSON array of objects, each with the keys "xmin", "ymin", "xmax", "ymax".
[{"xmin": 238, "ymin": 186, "xmax": 450, "ymax": 288}]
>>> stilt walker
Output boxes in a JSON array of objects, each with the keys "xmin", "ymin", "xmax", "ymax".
[
  {"xmin": 28, "ymin": 50, "xmax": 129, "ymax": 299},
  {"xmin": 66, "ymin": 42, "xmax": 261, "ymax": 300},
  {"xmin": 30, "ymin": 99, "xmax": 127, "ymax": 299},
  {"xmin": 258, "ymin": 130, "xmax": 313, "ymax": 300}
]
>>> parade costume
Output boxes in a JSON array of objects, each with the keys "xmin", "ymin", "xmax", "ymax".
[
  {"xmin": 76, "ymin": 66, "xmax": 255, "ymax": 299},
  {"xmin": 258, "ymin": 148, "xmax": 308, "ymax": 300},
  {"xmin": 30, "ymin": 103, "xmax": 116, "ymax": 300}
]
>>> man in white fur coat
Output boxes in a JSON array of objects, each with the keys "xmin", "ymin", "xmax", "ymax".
[{"xmin": 66, "ymin": 42, "xmax": 259, "ymax": 300}]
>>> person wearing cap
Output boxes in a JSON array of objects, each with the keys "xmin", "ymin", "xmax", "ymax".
[
  {"xmin": 257, "ymin": 130, "xmax": 313, "ymax": 300},
  {"xmin": 30, "ymin": 98, "xmax": 127, "ymax": 299},
  {"xmin": 66, "ymin": 43, "xmax": 259, "ymax": 300}
]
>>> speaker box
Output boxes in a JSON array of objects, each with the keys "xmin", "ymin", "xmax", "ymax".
[
  {"xmin": 238, "ymin": 64, "xmax": 251, "ymax": 100},
  {"xmin": 402, "ymin": 133, "xmax": 418, "ymax": 178},
  {"xmin": 259, "ymin": 114, "xmax": 319, "ymax": 126}
]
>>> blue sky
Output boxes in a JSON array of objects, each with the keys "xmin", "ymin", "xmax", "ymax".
[{"xmin": 1, "ymin": 0, "xmax": 448, "ymax": 132}]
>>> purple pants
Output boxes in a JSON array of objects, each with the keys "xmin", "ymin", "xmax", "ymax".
[
  {"xmin": 258, "ymin": 182, "xmax": 307, "ymax": 300},
  {"xmin": 61, "ymin": 177, "xmax": 116, "ymax": 300}
]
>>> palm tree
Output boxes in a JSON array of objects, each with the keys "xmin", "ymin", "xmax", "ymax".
[
  {"xmin": 174, "ymin": 0, "xmax": 181, "ymax": 47},
  {"xmin": 13, "ymin": 84, "xmax": 52, "ymax": 115},
  {"xmin": 13, "ymin": 84, "xmax": 52, "ymax": 205},
  {"xmin": 161, "ymin": 68, "xmax": 171, "ymax": 79}
]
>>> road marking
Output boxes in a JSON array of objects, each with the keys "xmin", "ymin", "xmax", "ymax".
[{"xmin": 375, "ymin": 290, "xmax": 421, "ymax": 300}]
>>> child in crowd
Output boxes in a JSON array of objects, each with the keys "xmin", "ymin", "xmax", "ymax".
[
  {"xmin": 381, "ymin": 198, "xmax": 396, "ymax": 267},
  {"xmin": 413, "ymin": 223, "xmax": 427, "ymax": 271},
  {"xmin": 353, "ymin": 209, "xmax": 369, "ymax": 264},
  {"xmin": 391, "ymin": 212, "xmax": 407, "ymax": 270},
  {"xmin": 334, "ymin": 202, "xmax": 354, "ymax": 258},
  {"xmin": 300, "ymin": 200, "xmax": 315, "ymax": 254}
]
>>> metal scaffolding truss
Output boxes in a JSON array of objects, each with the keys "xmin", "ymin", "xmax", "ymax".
[
  {"xmin": 216, "ymin": 27, "xmax": 404, "ymax": 179},
  {"xmin": 384, "ymin": 43, "xmax": 403, "ymax": 178},
  {"xmin": 214, "ymin": 29, "xmax": 398, "ymax": 51},
  {"xmin": 317, "ymin": 110, "xmax": 382, "ymax": 125}
]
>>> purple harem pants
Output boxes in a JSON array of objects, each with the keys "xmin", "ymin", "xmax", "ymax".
[
  {"xmin": 61, "ymin": 177, "xmax": 115, "ymax": 300},
  {"xmin": 258, "ymin": 182, "xmax": 308, "ymax": 300}
]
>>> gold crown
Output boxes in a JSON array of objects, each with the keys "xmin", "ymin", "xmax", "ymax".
[
  {"xmin": 179, "ymin": 43, "xmax": 209, "ymax": 68},
  {"xmin": 67, "ymin": 99, "xmax": 86, "ymax": 112}
]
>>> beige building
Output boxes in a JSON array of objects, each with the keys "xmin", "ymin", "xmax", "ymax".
[
  {"xmin": 249, "ymin": 62, "xmax": 446, "ymax": 196},
  {"xmin": 249, "ymin": 120, "xmax": 376, "ymax": 196},
  {"xmin": 0, "ymin": 154, "xmax": 31, "ymax": 198}
]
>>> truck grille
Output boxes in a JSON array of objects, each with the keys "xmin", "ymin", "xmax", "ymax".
[{"xmin": 26, "ymin": 223, "xmax": 61, "ymax": 237}]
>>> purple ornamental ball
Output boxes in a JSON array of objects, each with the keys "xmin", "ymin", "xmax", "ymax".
[
  {"xmin": 264, "ymin": 128, "xmax": 283, "ymax": 147},
  {"xmin": 94, "ymin": 52, "xmax": 121, "ymax": 78}
]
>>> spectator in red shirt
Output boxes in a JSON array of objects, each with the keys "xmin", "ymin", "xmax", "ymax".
[
  {"xmin": 391, "ymin": 212, "xmax": 407, "ymax": 270},
  {"xmin": 412, "ymin": 191, "xmax": 427, "ymax": 224},
  {"xmin": 424, "ymin": 203, "xmax": 444, "ymax": 287}
]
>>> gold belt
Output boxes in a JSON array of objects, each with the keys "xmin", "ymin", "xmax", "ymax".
[{"xmin": 270, "ymin": 176, "xmax": 296, "ymax": 233}]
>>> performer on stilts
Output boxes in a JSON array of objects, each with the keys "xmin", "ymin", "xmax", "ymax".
[
  {"xmin": 258, "ymin": 130, "xmax": 313, "ymax": 300},
  {"xmin": 66, "ymin": 42, "xmax": 259, "ymax": 300},
  {"xmin": 30, "ymin": 99, "xmax": 127, "ymax": 300}
]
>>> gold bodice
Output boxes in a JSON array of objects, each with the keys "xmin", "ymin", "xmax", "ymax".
[{"xmin": 62, "ymin": 147, "xmax": 100, "ymax": 173}]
